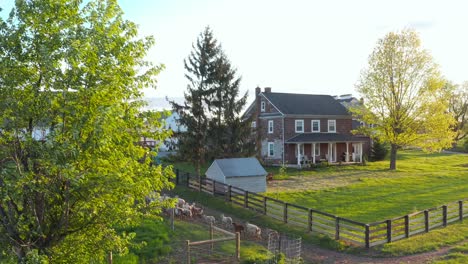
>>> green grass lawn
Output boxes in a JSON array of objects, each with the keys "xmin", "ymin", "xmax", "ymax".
[
  {"xmin": 114, "ymin": 216, "xmax": 271, "ymax": 264},
  {"xmin": 433, "ymin": 242, "xmax": 468, "ymax": 264},
  {"xmin": 265, "ymin": 150, "xmax": 468, "ymax": 223},
  {"xmin": 168, "ymin": 150, "xmax": 468, "ymax": 256}
]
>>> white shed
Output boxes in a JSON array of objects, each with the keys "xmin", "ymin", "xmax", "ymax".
[{"xmin": 205, "ymin": 157, "xmax": 267, "ymax": 193}]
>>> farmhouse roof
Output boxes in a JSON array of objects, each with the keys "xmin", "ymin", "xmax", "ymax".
[
  {"xmin": 286, "ymin": 133, "xmax": 367, "ymax": 143},
  {"xmin": 262, "ymin": 92, "xmax": 349, "ymax": 115},
  {"xmin": 212, "ymin": 157, "xmax": 267, "ymax": 178}
]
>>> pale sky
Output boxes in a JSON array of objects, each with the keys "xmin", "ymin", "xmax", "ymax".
[{"xmin": 1, "ymin": 0, "xmax": 468, "ymax": 103}]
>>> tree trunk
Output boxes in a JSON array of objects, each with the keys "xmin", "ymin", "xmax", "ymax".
[
  {"xmin": 15, "ymin": 246, "xmax": 27, "ymax": 264},
  {"xmin": 389, "ymin": 144, "xmax": 397, "ymax": 170}
]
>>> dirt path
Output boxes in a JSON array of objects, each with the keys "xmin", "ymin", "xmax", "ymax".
[{"xmin": 194, "ymin": 206, "xmax": 462, "ymax": 264}]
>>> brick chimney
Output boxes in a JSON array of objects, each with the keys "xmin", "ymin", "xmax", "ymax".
[{"xmin": 264, "ymin": 87, "xmax": 271, "ymax": 93}]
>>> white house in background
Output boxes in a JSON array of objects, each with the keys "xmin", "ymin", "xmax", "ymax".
[
  {"xmin": 140, "ymin": 111, "xmax": 187, "ymax": 151},
  {"xmin": 205, "ymin": 157, "xmax": 267, "ymax": 193}
]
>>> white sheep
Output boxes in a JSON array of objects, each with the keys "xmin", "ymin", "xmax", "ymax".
[
  {"xmin": 220, "ymin": 214, "xmax": 233, "ymax": 227},
  {"xmin": 245, "ymin": 222, "xmax": 261, "ymax": 239},
  {"xmin": 202, "ymin": 215, "xmax": 216, "ymax": 224}
]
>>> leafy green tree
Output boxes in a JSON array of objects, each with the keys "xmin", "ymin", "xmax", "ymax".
[
  {"xmin": 0, "ymin": 0, "xmax": 173, "ymax": 262},
  {"xmin": 447, "ymin": 81, "xmax": 468, "ymax": 144},
  {"xmin": 354, "ymin": 29, "xmax": 455, "ymax": 170}
]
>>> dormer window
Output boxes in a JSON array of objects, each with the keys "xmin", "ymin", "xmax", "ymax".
[
  {"xmin": 295, "ymin": 120, "xmax": 304, "ymax": 133},
  {"xmin": 328, "ymin": 120, "xmax": 336, "ymax": 133},
  {"xmin": 261, "ymin": 101, "xmax": 265, "ymax": 112}
]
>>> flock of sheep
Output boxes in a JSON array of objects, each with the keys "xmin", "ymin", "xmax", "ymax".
[{"xmin": 161, "ymin": 194, "xmax": 262, "ymax": 240}]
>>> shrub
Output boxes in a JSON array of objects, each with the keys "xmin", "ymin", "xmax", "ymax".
[{"xmin": 370, "ymin": 139, "xmax": 389, "ymax": 161}]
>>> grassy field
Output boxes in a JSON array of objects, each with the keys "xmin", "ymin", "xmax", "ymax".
[
  {"xmin": 433, "ymin": 242, "xmax": 468, "ymax": 264},
  {"xmin": 114, "ymin": 217, "xmax": 271, "ymax": 263},
  {"xmin": 264, "ymin": 150, "xmax": 468, "ymax": 223},
  {"xmin": 169, "ymin": 150, "xmax": 467, "ymax": 257}
]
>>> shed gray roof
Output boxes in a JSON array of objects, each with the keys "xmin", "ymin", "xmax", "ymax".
[
  {"xmin": 263, "ymin": 92, "xmax": 350, "ymax": 116},
  {"xmin": 213, "ymin": 158, "xmax": 267, "ymax": 178},
  {"xmin": 286, "ymin": 133, "xmax": 368, "ymax": 143}
]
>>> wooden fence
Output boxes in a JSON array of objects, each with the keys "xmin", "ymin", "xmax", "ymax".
[
  {"xmin": 174, "ymin": 169, "xmax": 468, "ymax": 248},
  {"xmin": 185, "ymin": 223, "xmax": 240, "ymax": 264}
]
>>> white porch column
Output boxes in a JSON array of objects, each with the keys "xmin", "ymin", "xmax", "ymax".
[
  {"xmin": 345, "ymin": 142, "xmax": 349, "ymax": 162},
  {"xmin": 312, "ymin": 143, "xmax": 316, "ymax": 164},
  {"xmin": 297, "ymin": 143, "xmax": 301, "ymax": 167},
  {"xmin": 334, "ymin": 143, "xmax": 337, "ymax": 162},
  {"xmin": 359, "ymin": 142, "xmax": 363, "ymax": 163},
  {"xmin": 328, "ymin": 143, "xmax": 332, "ymax": 162}
]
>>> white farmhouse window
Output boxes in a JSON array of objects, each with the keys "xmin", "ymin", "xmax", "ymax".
[
  {"xmin": 328, "ymin": 120, "xmax": 336, "ymax": 133},
  {"xmin": 295, "ymin": 120, "xmax": 304, "ymax": 133},
  {"xmin": 268, "ymin": 142, "xmax": 274, "ymax": 156},
  {"xmin": 261, "ymin": 101, "xmax": 265, "ymax": 112},
  {"xmin": 251, "ymin": 121, "xmax": 256, "ymax": 128},
  {"xmin": 312, "ymin": 120, "xmax": 320, "ymax": 132},
  {"xmin": 268, "ymin": 120, "xmax": 274, "ymax": 133}
]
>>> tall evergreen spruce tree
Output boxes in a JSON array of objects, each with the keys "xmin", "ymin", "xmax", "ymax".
[
  {"xmin": 209, "ymin": 54, "xmax": 253, "ymax": 158},
  {"xmin": 173, "ymin": 27, "xmax": 254, "ymax": 173},
  {"xmin": 171, "ymin": 27, "xmax": 219, "ymax": 176}
]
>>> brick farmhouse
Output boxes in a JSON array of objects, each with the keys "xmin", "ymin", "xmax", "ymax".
[{"xmin": 244, "ymin": 87, "xmax": 370, "ymax": 167}]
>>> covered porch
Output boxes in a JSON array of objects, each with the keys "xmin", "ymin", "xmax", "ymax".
[{"xmin": 285, "ymin": 133, "xmax": 367, "ymax": 168}]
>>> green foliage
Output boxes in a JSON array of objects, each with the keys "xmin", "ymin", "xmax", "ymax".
[
  {"xmin": 0, "ymin": 0, "xmax": 173, "ymax": 262},
  {"xmin": 171, "ymin": 26, "xmax": 254, "ymax": 175},
  {"xmin": 447, "ymin": 81, "xmax": 468, "ymax": 143},
  {"xmin": 354, "ymin": 29, "xmax": 455, "ymax": 170},
  {"xmin": 370, "ymin": 139, "xmax": 388, "ymax": 161},
  {"xmin": 115, "ymin": 219, "xmax": 171, "ymax": 263}
]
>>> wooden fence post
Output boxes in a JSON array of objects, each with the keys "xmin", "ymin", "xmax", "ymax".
[
  {"xmin": 424, "ymin": 210, "xmax": 429, "ymax": 232},
  {"xmin": 365, "ymin": 224, "xmax": 370, "ymax": 248},
  {"xmin": 235, "ymin": 232, "xmax": 241, "ymax": 261},
  {"xmin": 227, "ymin": 185, "xmax": 232, "ymax": 202},
  {"xmin": 308, "ymin": 209, "xmax": 313, "ymax": 232},
  {"xmin": 212, "ymin": 179, "xmax": 216, "ymax": 195},
  {"xmin": 244, "ymin": 191, "xmax": 248, "ymax": 208},
  {"xmin": 186, "ymin": 240, "xmax": 191, "ymax": 264},
  {"xmin": 210, "ymin": 223, "xmax": 214, "ymax": 252},
  {"xmin": 459, "ymin": 201, "xmax": 463, "ymax": 222},
  {"xmin": 335, "ymin": 217, "xmax": 340, "ymax": 240},
  {"xmin": 442, "ymin": 205, "xmax": 447, "ymax": 227},
  {"xmin": 175, "ymin": 169, "xmax": 179, "ymax": 185},
  {"xmin": 263, "ymin": 196, "xmax": 267, "ymax": 215},
  {"xmin": 108, "ymin": 251, "xmax": 112, "ymax": 264},
  {"xmin": 198, "ymin": 175, "xmax": 202, "ymax": 192},
  {"xmin": 404, "ymin": 215, "xmax": 409, "ymax": 238},
  {"xmin": 283, "ymin": 203, "xmax": 288, "ymax": 223},
  {"xmin": 386, "ymin": 219, "xmax": 392, "ymax": 243}
]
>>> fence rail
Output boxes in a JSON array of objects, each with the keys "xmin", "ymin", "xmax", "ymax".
[{"xmin": 174, "ymin": 168, "xmax": 468, "ymax": 248}]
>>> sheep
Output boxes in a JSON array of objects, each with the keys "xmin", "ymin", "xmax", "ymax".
[
  {"xmin": 180, "ymin": 207, "xmax": 192, "ymax": 219},
  {"xmin": 191, "ymin": 204, "xmax": 204, "ymax": 218},
  {"xmin": 245, "ymin": 222, "xmax": 261, "ymax": 239},
  {"xmin": 175, "ymin": 197, "xmax": 186, "ymax": 208},
  {"xmin": 202, "ymin": 215, "xmax": 216, "ymax": 224},
  {"xmin": 232, "ymin": 222, "xmax": 244, "ymax": 235},
  {"xmin": 220, "ymin": 214, "xmax": 233, "ymax": 227}
]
